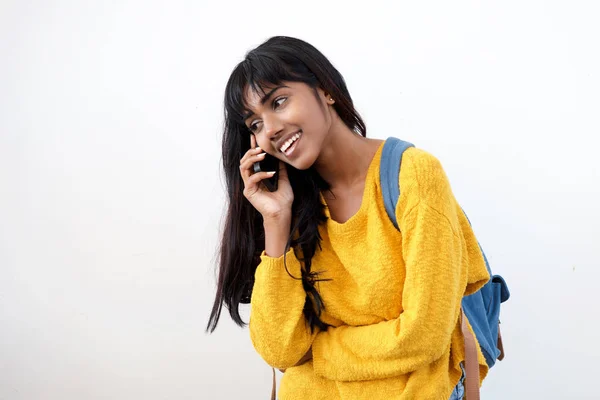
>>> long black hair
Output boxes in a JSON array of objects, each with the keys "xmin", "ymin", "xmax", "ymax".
[{"xmin": 206, "ymin": 36, "xmax": 367, "ymax": 333}]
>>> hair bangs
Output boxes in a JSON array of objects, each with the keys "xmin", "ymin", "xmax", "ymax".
[{"xmin": 224, "ymin": 53, "xmax": 313, "ymax": 125}]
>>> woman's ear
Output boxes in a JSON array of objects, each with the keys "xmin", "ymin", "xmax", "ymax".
[
  {"xmin": 320, "ymin": 89, "xmax": 335, "ymax": 104},
  {"xmin": 316, "ymin": 87, "xmax": 335, "ymax": 106}
]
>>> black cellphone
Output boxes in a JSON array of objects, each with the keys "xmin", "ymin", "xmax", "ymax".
[{"xmin": 253, "ymin": 152, "xmax": 279, "ymax": 192}]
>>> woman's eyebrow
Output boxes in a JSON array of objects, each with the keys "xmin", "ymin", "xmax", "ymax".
[{"xmin": 243, "ymin": 85, "xmax": 290, "ymax": 121}]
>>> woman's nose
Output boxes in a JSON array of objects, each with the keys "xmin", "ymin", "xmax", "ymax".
[{"xmin": 263, "ymin": 114, "xmax": 284, "ymax": 139}]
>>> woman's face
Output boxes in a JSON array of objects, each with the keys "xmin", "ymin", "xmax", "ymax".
[{"xmin": 242, "ymin": 81, "xmax": 335, "ymax": 170}]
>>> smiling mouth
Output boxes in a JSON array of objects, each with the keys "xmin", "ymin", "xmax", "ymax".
[{"xmin": 279, "ymin": 131, "xmax": 302, "ymax": 155}]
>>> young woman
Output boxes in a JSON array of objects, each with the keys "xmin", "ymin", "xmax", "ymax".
[{"xmin": 207, "ymin": 36, "xmax": 490, "ymax": 399}]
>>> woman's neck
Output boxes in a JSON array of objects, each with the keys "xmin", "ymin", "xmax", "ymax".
[{"xmin": 313, "ymin": 122, "xmax": 382, "ymax": 191}]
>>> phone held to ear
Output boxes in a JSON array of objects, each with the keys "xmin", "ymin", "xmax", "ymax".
[{"xmin": 253, "ymin": 152, "xmax": 279, "ymax": 192}]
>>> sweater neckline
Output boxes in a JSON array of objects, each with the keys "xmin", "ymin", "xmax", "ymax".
[{"xmin": 320, "ymin": 141, "xmax": 385, "ymax": 233}]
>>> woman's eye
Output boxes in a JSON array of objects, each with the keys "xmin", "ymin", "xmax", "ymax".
[
  {"xmin": 273, "ymin": 97, "xmax": 287, "ymax": 109},
  {"xmin": 247, "ymin": 98, "xmax": 286, "ymax": 132}
]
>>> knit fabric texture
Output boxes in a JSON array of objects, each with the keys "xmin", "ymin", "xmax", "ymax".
[{"xmin": 249, "ymin": 143, "xmax": 490, "ymax": 399}]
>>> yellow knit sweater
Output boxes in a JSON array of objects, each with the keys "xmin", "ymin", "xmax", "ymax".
[{"xmin": 249, "ymin": 143, "xmax": 491, "ymax": 399}]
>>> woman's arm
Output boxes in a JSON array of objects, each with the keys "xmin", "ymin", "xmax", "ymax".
[
  {"xmin": 310, "ymin": 204, "xmax": 468, "ymax": 381},
  {"xmin": 249, "ymin": 215, "xmax": 317, "ymax": 370},
  {"xmin": 310, "ymin": 150, "xmax": 489, "ymax": 382},
  {"xmin": 263, "ymin": 214, "xmax": 292, "ymax": 258}
]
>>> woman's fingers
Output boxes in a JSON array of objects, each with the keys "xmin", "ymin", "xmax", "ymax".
[
  {"xmin": 239, "ymin": 146, "xmax": 263, "ymax": 166},
  {"xmin": 239, "ymin": 151, "xmax": 267, "ymax": 180},
  {"xmin": 246, "ymin": 170, "xmax": 276, "ymax": 186},
  {"xmin": 240, "ymin": 135, "xmax": 285, "ymax": 200},
  {"xmin": 237, "ymin": 138, "xmax": 294, "ymax": 217},
  {"xmin": 243, "ymin": 171, "xmax": 277, "ymax": 196}
]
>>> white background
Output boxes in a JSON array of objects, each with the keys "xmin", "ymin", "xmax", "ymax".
[{"xmin": 1, "ymin": 1, "xmax": 599, "ymax": 399}]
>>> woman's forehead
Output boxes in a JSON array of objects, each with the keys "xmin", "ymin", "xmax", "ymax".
[
  {"xmin": 243, "ymin": 82, "xmax": 294, "ymax": 111},
  {"xmin": 244, "ymin": 81, "xmax": 291, "ymax": 97},
  {"xmin": 243, "ymin": 83, "xmax": 270, "ymax": 105}
]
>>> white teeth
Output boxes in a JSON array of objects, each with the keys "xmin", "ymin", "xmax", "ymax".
[{"xmin": 280, "ymin": 132, "xmax": 301, "ymax": 153}]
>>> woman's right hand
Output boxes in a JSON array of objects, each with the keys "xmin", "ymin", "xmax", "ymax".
[{"xmin": 239, "ymin": 134, "xmax": 294, "ymax": 221}]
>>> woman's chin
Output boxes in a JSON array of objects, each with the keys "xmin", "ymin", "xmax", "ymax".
[{"xmin": 288, "ymin": 155, "xmax": 316, "ymax": 171}]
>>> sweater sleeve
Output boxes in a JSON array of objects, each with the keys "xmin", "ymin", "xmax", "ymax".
[
  {"xmin": 310, "ymin": 150, "xmax": 489, "ymax": 382},
  {"xmin": 249, "ymin": 248, "xmax": 317, "ymax": 370}
]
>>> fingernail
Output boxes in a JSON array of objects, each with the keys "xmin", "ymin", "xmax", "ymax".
[
  {"xmin": 255, "ymin": 146, "xmax": 261, "ymax": 151},
  {"xmin": 257, "ymin": 152, "xmax": 266, "ymax": 158},
  {"xmin": 267, "ymin": 171, "xmax": 276, "ymax": 175}
]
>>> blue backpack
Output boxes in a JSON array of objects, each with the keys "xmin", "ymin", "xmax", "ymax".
[{"xmin": 379, "ymin": 137, "xmax": 510, "ymax": 369}]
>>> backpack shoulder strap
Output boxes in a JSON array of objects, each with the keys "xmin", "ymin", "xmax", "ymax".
[{"xmin": 380, "ymin": 137, "xmax": 415, "ymax": 230}]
